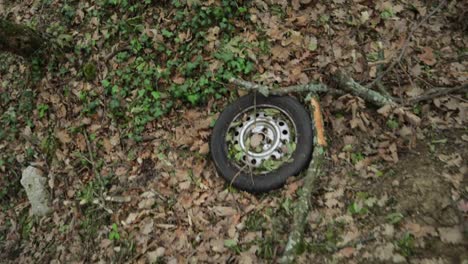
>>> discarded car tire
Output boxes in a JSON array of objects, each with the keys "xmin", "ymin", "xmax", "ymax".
[{"xmin": 210, "ymin": 93, "xmax": 314, "ymax": 193}]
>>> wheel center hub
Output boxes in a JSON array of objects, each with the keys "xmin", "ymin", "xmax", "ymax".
[
  {"xmin": 249, "ymin": 133, "xmax": 264, "ymax": 149},
  {"xmin": 233, "ymin": 110, "xmax": 292, "ymax": 167}
]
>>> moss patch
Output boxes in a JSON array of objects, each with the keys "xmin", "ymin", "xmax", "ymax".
[{"xmin": 83, "ymin": 62, "xmax": 97, "ymax": 81}]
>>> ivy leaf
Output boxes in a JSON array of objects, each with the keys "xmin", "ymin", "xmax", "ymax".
[
  {"xmin": 224, "ymin": 239, "xmax": 237, "ymax": 248},
  {"xmin": 308, "ymin": 35, "xmax": 318, "ymax": 51},
  {"xmin": 151, "ymin": 91, "xmax": 161, "ymax": 100}
]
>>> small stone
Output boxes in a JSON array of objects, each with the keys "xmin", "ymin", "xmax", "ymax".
[
  {"xmin": 20, "ymin": 166, "xmax": 52, "ymax": 216},
  {"xmin": 167, "ymin": 258, "xmax": 178, "ymax": 264},
  {"xmin": 392, "ymin": 254, "xmax": 406, "ymax": 263},
  {"xmin": 392, "ymin": 180, "xmax": 400, "ymax": 187},
  {"xmin": 155, "ymin": 247, "xmax": 165, "ymax": 257},
  {"xmin": 383, "ymin": 224, "xmax": 395, "ymax": 237},
  {"xmin": 147, "ymin": 247, "xmax": 165, "ymax": 263}
]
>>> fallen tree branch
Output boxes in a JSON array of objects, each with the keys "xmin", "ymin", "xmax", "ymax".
[
  {"xmin": 230, "ymin": 78, "xmax": 328, "ymax": 97},
  {"xmin": 279, "ymin": 83, "xmax": 329, "ymax": 95},
  {"xmin": 333, "ymin": 70, "xmax": 396, "ymax": 107},
  {"xmin": 231, "ymin": 71, "xmax": 399, "ymax": 107},
  {"xmin": 232, "ymin": 71, "xmax": 465, "ymax": 109},
  {"xmin": 407, "ymin": 83, "xmax": 468, "ymax": 104},
  {"xmin": 229, "ymin": 78, "xmax": 271, "ymax": 96},
  {"xmin": 280, "ymin": 97, "xmax": 327, "ymax": 264}
]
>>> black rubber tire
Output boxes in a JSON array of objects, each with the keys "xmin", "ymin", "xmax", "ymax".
[{"xmin": 210, "ymin": 93, "xmax": 314, "ymax": 193}]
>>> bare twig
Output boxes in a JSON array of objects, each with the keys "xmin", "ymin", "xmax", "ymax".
[
  {"xmin": 83, "ymin": 131, "xmax": 106, "ymax": 203},
  {"xmin": 451, "ymin": 95, "xmax": 468, "ymax": 103},
  {"xmin": 335, "ymin": 234, "xmax": 376, "ymax": 251},
  {"xmin": 307, "ymin": 233, "xmax": 376, "ymax": 254},
  {"xmin": 367, "ymin": 0, "xmax": 448, "ymax": 88},
  {"xmin": 104, "ymin": 45, "xmax": 131, "ymax": 62},
  {"xmin": 229, "ymin": 163, "xmax": 249, "ymax": 187},
  {"xmin": 407, "ymin": 83, "xmax": 468, "ymax": 104},
  {"xmin": 229, "ymin": 191, "xmax": 243, "ymax": 213},
  {"xmin": 375, "ymin": 42, "xmax": 393, "ymax": 98}
]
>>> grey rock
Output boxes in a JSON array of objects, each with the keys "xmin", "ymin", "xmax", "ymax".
[{"xmin": 20, "ymin": 166, "xmax": 52, "ymax": 216}]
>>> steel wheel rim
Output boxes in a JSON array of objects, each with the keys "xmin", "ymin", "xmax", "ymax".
[{"xmin": 226, "ymin": 104, "xmax": 297, "ymax": 172}]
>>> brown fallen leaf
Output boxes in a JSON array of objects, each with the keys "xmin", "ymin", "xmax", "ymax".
[
  {"xmin": 271, "ymin": 45, "xmax": 290, "ymax": 61},
  {"xmin": 461, "ymin": 134, "xmax": 468, "ymax": 142},
  {"xmin": 377, "ymin": 104, "xmax": 393, "ymax": 117},
  {"xmin": 210, "ymin": 238, "xmax": 226, "ymax": 253},
  {"xmin": 239, "ymin": 251, "xmax": 256, "ymax": 264},
  {"xmin": 213, "ymin": 206, "xmax": 237, "ymax": 217},
  {"xmin": 405, "ymin": 85, "xmax": 424, "ymax": 97},
  {"xmin": 124, "ymin": 213, "xmax": 138, "ymax": 225},
  {"xmin": 404, "ymin": 222, "xmax": 437, "ymax": 238},
  {"xmin": 76, "ymin": 133, "xmax": 87, "ymax": 151},
  {"xmin": 172, "ymin": 76, "xmax": 185, "ymax": 84},
  {"xmin": 338, "ymin": 247, "xmax": 355, "ymax": 258},
  {"xmin": 179, "ymin": 181, "xmax": 191, "ymax": 190},
  {"xmin": 404, "ymin": 111, "xmax": 421, "ymax": 126},
  {"xmin": 56, "ymin": 130, "xmax": 72, "ymax": 144},
  {"xmin": 102, "ymin": 138, "xmax": 113, "ymax": 153},
  {"xmin": 199, "ymin": 143, "xmax": 210, "ymax": 155},
  {"xmin": 438, "ymin": 153, "xmax": 462, "ymax": 167},
  {"xmin": 281, "ymin": 30, "xmax": 302, "ymax": 47},
  {"xmin": 147, "ymin": 247, "xmax": 165, "ymax": 263},
  {"xmin": 438, "ymin": 226, "xmax": 463, "ymax": 244},
  {"xmin": 418, "ymin": 47, "xmax": 437, "ymax": 66}
]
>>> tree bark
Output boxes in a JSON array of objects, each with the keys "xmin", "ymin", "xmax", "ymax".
[{"xmin": 0, "ymin": 19, "xmax": 45, "ymax": 58}]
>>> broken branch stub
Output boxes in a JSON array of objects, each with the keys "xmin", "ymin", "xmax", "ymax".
[{"xmin": 0, "ymin": 19, "xmax": 46, "ymax": 58}]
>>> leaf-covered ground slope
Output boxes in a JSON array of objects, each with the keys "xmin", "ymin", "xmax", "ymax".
[{"xmin": 0, "ymin": 0, "xmax": 467, "ymax": 263}]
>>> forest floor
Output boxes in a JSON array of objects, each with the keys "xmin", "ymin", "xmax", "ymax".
[{"xmin": 1, "ymin": 0, "xmax": 467, "ymax": 263}]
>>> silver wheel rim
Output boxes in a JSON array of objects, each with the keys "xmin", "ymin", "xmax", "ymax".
[{"xmin": 226, "ymin": 104, "xmax": 297, "ymax": 171}]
